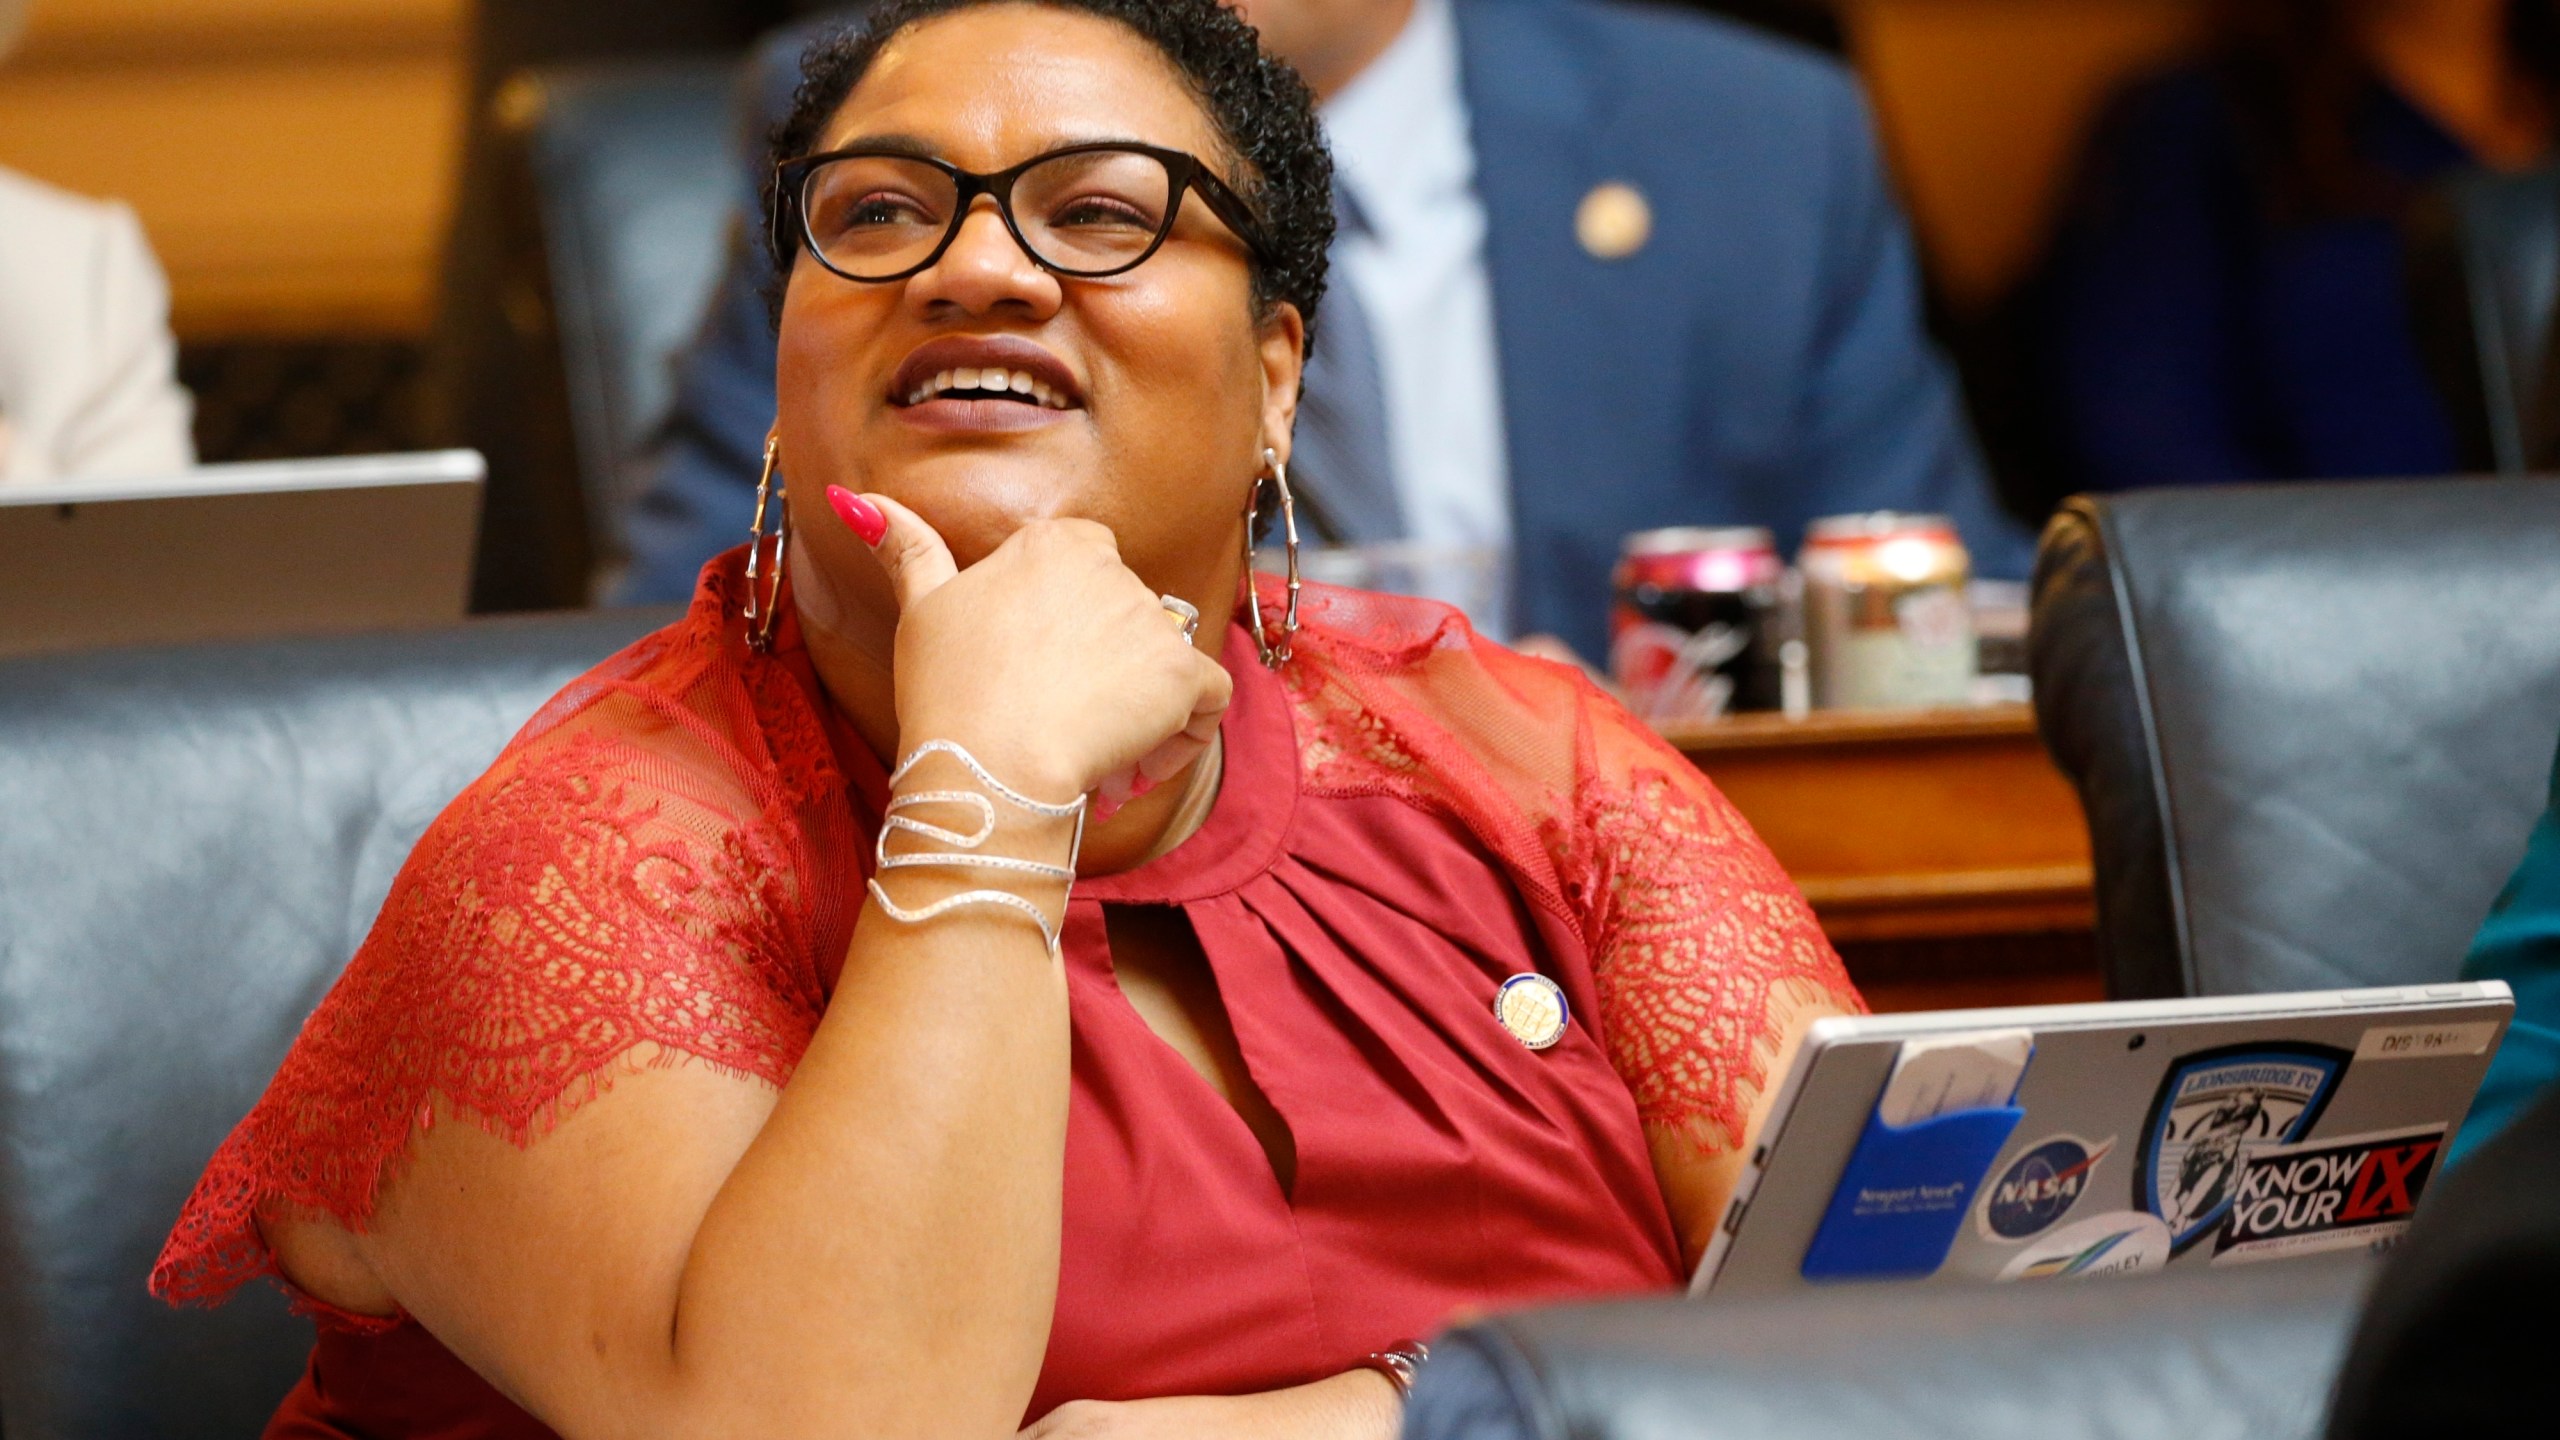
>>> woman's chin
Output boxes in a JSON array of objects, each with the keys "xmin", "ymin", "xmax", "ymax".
[{"xmin": 882, "ymin": 473, "xmax": 1090, "ymax": 567}]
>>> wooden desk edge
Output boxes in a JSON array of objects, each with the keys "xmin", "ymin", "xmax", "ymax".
[{"xmin": 1662, "ymin": 703, "xmax": 2046, "ymax": 755}]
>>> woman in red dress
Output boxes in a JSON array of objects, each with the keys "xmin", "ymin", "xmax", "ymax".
[{"xmin": 153, "ymin": 2, "xmax": 1861, "ymax": 1435}]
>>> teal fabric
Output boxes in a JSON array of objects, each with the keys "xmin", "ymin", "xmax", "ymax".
[{"xmin": 2452, "ymin": 733, "xmax": 2560, "ymax": 1165}]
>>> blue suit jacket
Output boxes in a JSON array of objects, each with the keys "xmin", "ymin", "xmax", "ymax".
[{"xmin": 617, "ymin": 0, "xmax": 2032, "ymax": 659}]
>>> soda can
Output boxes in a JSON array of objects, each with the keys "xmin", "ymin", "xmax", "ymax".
[
  {"xmin": 1799, "ymin": 512, "xmax": 1976, "ymax": 710},
  {"xmin": 1610, "ymin": 526, "xmax": 1785, "ymax": 723}
]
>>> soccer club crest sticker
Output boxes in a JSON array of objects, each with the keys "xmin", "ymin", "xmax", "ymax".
[{"xmin": 2137, "ymin": 1043, "xmax": 2347, "ymax": 1253}]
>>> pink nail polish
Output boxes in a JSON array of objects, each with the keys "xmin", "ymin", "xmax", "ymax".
[{"xmin": 826, "ymin": 486, "xmax": 887, "ymax": 546}]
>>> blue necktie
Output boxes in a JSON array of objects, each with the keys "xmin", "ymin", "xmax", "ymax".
[{"xmin": 1290, "ymin": 191, "xmax": 1404, "ymax": 544}]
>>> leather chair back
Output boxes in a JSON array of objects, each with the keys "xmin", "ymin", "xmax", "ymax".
[
  {"xmin": 0, "ymin": 611, "xmax": 665, "ymax": 1439},
  {"xmin": 2443, "ymin": 165, "xmax": 2560, "ymax": 475},
  {"xmin": 2407, "ymin": 164, "xmax": 2560, "ymax": 476},
  {"xmin": 505, "ymin": 59, "xmax": 739, "ymax": 587},
  {"xmin": 2029, "ymin": 478, "xmax": 2560, "ymax": 999},
  {"xmin": 1406, "ymin": 1257, "xmax": 2376, "ymax": 1440}
]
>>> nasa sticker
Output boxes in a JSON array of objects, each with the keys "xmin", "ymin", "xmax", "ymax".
[
  {"xmin": 2211, "ymin": 1125, "xmax": 2445, "ymax": 1266},
  {"xmin": 1975, "ymin": 1134, "xmax": 2117, "ymax": 1243},
  {"xmin": 2136, "ymin": 1043, "xmax": 2347, "ymax": 1254},
  {"xmin": 1997, "ymin": 1211, "xmax": 2173, "ymax": 1282}
]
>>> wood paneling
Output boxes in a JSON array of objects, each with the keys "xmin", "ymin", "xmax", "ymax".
[
  {"xmin": 1844, "ymin": 0, "xmax": 2209, "ymax": 311},
  {"xmin": 1670, "ymin": 704, "xmax": 2096, "ymax": 944},
  {"xmin": 6, "ymin": 0, "xmax": 458, "ymax": 64},
  {"xmin": 1673, "ymin": 703, "xmax": 2105, "ymax": 1009},
  {"xmin": 0, "ymin": 0, "xmax": 466, "ymax": 338},
  {"xmin": 0, "ymin": 0, "xmax": 2215, "ymax": 337}
]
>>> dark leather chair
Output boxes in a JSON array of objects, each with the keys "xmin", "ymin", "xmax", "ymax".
[
  {"xmin": 2410, "ymin": 165, "xmax": 2560, "ymax": 476},
  {"xmin": 457, "ymin": 58, "xmax": 739, "ymax": 609},
  {"xmin": 0, "ymin": 610, "xmax": 667, "ymax": 1440},
  {"xmin": 510, "ymin": 59, "xmax": 740, "ymax": 585},
  {"xmin": 2030, "ymin": 477, "xmax": 2560, "ymax": 998},
  {"xmin": 1406, "ymin": 1257, "xmax": 2377, "ymax": 1440}
]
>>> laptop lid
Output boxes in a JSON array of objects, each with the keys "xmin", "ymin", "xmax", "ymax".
[
  {"xmin": 1696, "ymin": 983, "xmax": 2513, "ymax": 1297},
  {"xmin": 0, "ymin": 451, "xmax": 484, "ymax": 659}
]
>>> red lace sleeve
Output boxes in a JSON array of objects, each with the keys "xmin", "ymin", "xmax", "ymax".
[
  {"xmin": 1564, "ymin": 689, "xmax": 1865, "ymax": 1151},
  {"xmin": 1274, "ymin": 579, "xmax": 1861, "ymax": 1157},
  {"xmin": 152, "ymin": 591, "xmax": 852, "ymax": 1320}
]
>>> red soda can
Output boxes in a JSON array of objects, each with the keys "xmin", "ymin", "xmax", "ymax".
[{"xmin": 1609, "ymin": 527, "xmax": 1785, "ymax": 723}]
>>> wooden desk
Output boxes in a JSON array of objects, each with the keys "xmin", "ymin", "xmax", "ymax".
[{"xmin": 1664, "ymin": 704, "xmax": 2105, "ymax": 1011}]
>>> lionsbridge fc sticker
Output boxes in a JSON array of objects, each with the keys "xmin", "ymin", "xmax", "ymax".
[
  {"xmin": 1976, "ymin": 1134, "xmax": 2116, "ymax": 1243},
  {"xmin": 2212, "ymin": 1125, "xmax": 2445, "ymax": 1265},
  {"xmin": 2137, "ymin": 1043, "xmax": 2347, "ymax": 1253}
]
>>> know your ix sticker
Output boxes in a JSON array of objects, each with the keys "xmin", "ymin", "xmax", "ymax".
[{"xmin": 2212, "ymin": 1125, "xmax": 2445, "ymax": 1265}]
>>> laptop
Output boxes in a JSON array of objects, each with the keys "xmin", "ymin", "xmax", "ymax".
[
  {"xmin": 1694, "ymin": 982, "xmax": 2512, "ymax": 1297},
  {"xmin": 0, "ymin": 451, "xmax": 484, "ymax": 660}
]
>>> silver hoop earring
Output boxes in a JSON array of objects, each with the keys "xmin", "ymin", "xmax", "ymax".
[
  {"xmin": 1242, "ymin": 446, "xmax": 1301, "ymax": 668},
  {"xmin": 743, "ymin": 430, "xmax": 790, "ymax": 652}
]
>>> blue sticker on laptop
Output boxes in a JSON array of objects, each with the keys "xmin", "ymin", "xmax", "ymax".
[
  {"xmin": 2137, "ymin": 1043, "xmax": 2348, "ymax": 1253},
  {"xmin": 1977, "ymin": 1133, "xmax": 2116, "ymax": 1242}
]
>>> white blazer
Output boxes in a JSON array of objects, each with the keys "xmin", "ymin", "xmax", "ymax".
[{"xmin": 0, "ymin": 166, "xmax": 195, "ymax": 485}]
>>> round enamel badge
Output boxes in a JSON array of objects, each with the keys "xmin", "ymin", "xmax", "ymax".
[{"xmin": 1494, "ymin": 973, "xmax": 1570, "ymax": 1050}]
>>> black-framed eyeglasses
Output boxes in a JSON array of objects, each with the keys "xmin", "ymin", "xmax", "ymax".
[{"xmin": 772, "ymin": 141, "xmax": 1273, "ymax": 284}]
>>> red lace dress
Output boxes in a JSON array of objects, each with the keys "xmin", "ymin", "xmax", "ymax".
[{"xmin": 153, "ymin": 552, "xmax": 1859, "ymax": 1437}]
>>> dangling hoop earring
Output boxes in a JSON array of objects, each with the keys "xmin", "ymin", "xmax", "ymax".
[
  {"xmin": 743, "ymin": 431, "xmax": 789, "ymax": 652},
  {"xmin": 1241, "ymin": 446, "xmax": 1302, "ymax": 668}
]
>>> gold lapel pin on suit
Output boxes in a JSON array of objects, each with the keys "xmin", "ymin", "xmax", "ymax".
[{"xmin": 1576, "ymin": 181, "xmax": 1652, "ymax": 262}]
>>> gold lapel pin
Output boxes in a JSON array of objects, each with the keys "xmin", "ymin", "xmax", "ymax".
[
  {"xmin": 1576, "ymin": 181, "xmax": 1652, "ymax": 262},
  {"xmin": 1495, "ymin": 973, "xmax": 1571, "ymax": 1050}
]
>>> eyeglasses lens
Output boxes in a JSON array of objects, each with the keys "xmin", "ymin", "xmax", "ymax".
[{"xmin": 802, "ymin": 150, "xmax": 1177, "ymax": 279}]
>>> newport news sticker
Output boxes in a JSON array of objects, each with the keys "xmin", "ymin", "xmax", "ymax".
[
  {"xmin": 1996, "ymin": 1211, "xmax": 2172, "ymax": 1281},
  {"xmin": 1975, "ymin": 1134, "xmax": 2116, "ymax": 1243},
  {"xmin": 2211, "ymin": 1125, "xmax": 2445, "ymax": 1266},
  {"xmin": 2137, "ymin": 1043, "xmax": 2347, "ymax": 1253}
]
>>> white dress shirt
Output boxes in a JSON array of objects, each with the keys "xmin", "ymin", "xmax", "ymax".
[
  {"xmin": 1320, "ymin": 0, "xmax": 1513, "ymax": 555},
  {"xmin": 0, "ymin": 166, "xmax": 195, "ymax": 485}
]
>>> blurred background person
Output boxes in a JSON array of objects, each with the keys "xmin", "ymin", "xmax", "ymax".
[
  {"xmin": 614, "ymin": 0, "xmax": 2035, "ymax": 659},
  {"xmin": 0, "ymin": 0, "xmax": 193, "ymax": 485},
  {"xmin": 2444, "ymin": 727, "xmax": 2560, "ymax": 1165},
  {"xmin": 2036, "ymin": 0, "xmax": 2558, "ymax": 493}
]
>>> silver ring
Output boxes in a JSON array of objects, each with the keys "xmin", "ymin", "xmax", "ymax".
[{"xmin": 1159, "ymin": 594, "xmax": 1201, "ymax": 644}]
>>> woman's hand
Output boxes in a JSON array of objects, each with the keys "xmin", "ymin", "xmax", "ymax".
[
  {"xmin": 1019, "ymin": 1371, "xmax": 1402, "ymax": 1440},
  {"xmin": 860, "ymin": 492, "xmax": 1233, "ymax": 805}
]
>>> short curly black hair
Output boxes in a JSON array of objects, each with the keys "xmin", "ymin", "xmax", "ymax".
[{"xmin": 764, "ymin": 0, "xmax": 1332, "ymax": 354}]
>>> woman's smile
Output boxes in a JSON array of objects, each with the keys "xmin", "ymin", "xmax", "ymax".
[{"xmin": 887, "ymin": 331, "xmax": 1087, "ymax": 435}]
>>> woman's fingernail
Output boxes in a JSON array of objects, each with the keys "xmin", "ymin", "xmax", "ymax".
[{"xmin": 826, "ymin": 486, "xmax": 887, "ymax": 546}]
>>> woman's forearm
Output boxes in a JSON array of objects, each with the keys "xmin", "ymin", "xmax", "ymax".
[
  {"xmin": 660, "ymin": 802, "xmax": 1081, "ymax": 1438},
  {"xmin": 358, "ymin": 874, "xmax": 1076, "ymax": 1440},
  {"xmin": 1019, "ymin": 1370, "xmax": 1404, "ymax": 1439}
]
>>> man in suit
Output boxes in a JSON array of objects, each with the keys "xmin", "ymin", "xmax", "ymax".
[{"xmin": 617, "ymin": 0, "xmax": 2032, "ymax": 661}]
